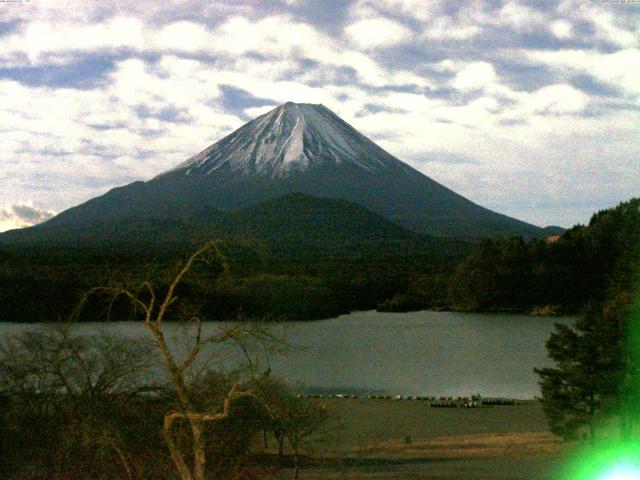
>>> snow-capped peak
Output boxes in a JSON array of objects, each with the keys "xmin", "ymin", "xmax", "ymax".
[{"xmin": 166, "ymin": 102, "xmax": 408, "ymax": 178}]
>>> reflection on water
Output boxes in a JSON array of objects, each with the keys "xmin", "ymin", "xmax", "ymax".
[{"xmin": 0, "ymin": 310, "xmax": 574, "ymax": 399}]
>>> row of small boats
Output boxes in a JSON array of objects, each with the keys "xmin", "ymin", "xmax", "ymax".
[{"xmin": 298, "ymin": 393, "xmax": 517, "ymax": 407}]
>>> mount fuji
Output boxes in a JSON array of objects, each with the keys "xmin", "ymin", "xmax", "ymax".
[{"xmin": 3, "ymin": 102, "xmax": 545, "ymax": 242}]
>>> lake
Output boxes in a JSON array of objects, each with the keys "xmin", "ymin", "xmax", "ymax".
[{"xmin": 0, "ymin": 310, "xmax": 574, "ymax": 399}]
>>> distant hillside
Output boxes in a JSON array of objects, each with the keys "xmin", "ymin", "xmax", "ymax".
[
  {"xmin": 225, "ymin": 192, "xmax": 421, "ymax": 252},
  {"xmin": 0, "ymin": 193, "xmax": 421, "ymax": 253},
  {"xmin": 228, "ymin": 193, "xmax": 416, "ymax": 240}
]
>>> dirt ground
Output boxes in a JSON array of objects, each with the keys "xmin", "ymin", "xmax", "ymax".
[{"xmin": 276, "ymin": 399, "xmax": 571, "ymax": 479}]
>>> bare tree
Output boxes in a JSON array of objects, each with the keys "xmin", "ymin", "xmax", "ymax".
[
  {"xmin": 0, "ymin": 325, "xmax": 161, "ymax": 479},
  {"xmin": 76, "ymin": 241, "xmax": 282, "ymax": 480},
  {"xmin": 252, "ymin": 377, "xmax": 330, "ymax": 479}
]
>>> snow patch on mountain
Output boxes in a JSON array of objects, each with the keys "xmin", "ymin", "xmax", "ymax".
[{"xmin": 164, "ymin": 102, "xmax": 410, "ymax": 178}]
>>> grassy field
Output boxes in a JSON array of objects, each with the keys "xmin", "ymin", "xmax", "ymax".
[{"xmin": 278, "ymin": 399, "xmax": 571, "ymax": 479}]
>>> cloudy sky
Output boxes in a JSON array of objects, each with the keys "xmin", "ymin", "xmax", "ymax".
[{"xmin": 0, "ymin": 0, "xmax": 638, "ymax": 232}]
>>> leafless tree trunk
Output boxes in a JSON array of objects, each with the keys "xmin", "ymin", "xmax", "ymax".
[
  {"xmin": 292, "ymin": 443, "xmax": 300, "ymax": 480},
  {"xmin": 76, "ymin": 241, "xmax": 268, "ymax": 480},
  {"xmin": 277, "ymin": 435, "xmax": 285, "ymax": 458}
]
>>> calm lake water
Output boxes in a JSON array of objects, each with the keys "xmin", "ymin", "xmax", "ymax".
[{"xmin": 0, "ymin": 310, "xmax": 574, "ymax": 399}]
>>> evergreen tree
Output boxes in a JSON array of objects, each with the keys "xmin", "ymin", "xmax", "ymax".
[
  {"xmin": 535, "ymin": 198, "xmax": 640, "ymax": 441},
  {"xmin": 535, "ymin": 300, "xmax": 627, "ymax": 440}
]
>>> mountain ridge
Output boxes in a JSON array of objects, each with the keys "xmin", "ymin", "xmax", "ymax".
[{"xmin": 2, "ymin": 102, "xmax": 546, "ymax": 239}]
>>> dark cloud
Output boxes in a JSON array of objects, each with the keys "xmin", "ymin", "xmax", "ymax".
[
  {"xmin": 219, "ymin": 85, "xmax": 277, "ymax": 115},
  {"xmin": 134, "ymin": 104, "xmax": 193, "ymax": 123},
  {"xmin": 413, "ymin": 151, "xmax": 477, "ymax": 165},
  {"xmin": 34, "ymin": 147, "xmax": 75, "ymax": 157},
  {"xmin": 0, "ymin": 55, "xmax": 116, "ymax": 89},
  {"xmin": 569, "ymin": 74, "xmax": 621, "ymax": 98},
  {"xmin": 495, "ymin": 61, "xmax": 558, "ymax": 92},
  {"xmin": 372, "ymin": 44, "xmax": 450, "ymax": 72},
  {"xmin": 0, "ymin": 204, "xmax": 55, "ymax": 225},
  {"xmin": 497, "ymin": 118, "xmax": 527, "ymax": 126},
  {"xmin": 0, "ymin": 19, "xmax": 21, "ymax": 36},
  {"xmin": 274, "ymin": 0, "xmax": 354, "ymax": 36},
  {"xmin": 88, "ymin": 122, "xmax": 129, "ymax": 131}
]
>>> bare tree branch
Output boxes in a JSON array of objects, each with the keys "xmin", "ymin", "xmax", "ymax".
[
  {"xmin": 70, "ymin": 241, "xmax": 283, "ymax": 480},
  {"xmin": 156, "ymin": 241, "xmax": 218, "ymax": 326},
  {"xmin": 178, "ymin": 316, "xmax": 202, "ymax": 373}
]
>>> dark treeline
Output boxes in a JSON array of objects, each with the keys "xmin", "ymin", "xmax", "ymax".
[
  {"xmin": 533, "ymin": 198, "xmax": 640, "ymax": 441},
  {"xmin": 1, "ymin": 197, "xmax": 637, "ymax": 322},
  {"xmin": 0, "ymin": 233, "xmax": 470, "ymax": 322},
  {"xmin": 380, "ymin": 197, "xmax": 639, "ymax": 315},
  {"xmin": 445, "ymin": 198, "xmax": 639, "ymax": 314}
]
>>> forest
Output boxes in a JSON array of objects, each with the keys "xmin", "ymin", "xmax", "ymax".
[
  {"xmin": 0, "ymin": 197, "xmax": 637, "ymax": 323},
  {"xmin": 385, "ymin": 197, "xmax": 639, "ymax": 315}
]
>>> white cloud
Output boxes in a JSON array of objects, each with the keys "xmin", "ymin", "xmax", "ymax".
[
  {"xmin": 1, "ymin": 17, "xmax": 146, "ymax": 65},
  {"xmin": 345, "ymin": 18, "xmax": 413, "ymax": 49},
  {"xmin": 0, "ymin": 11, "xmax": 429, "ymax": 93},
  {"xmin": 0, "ymin": 17, "xmax": 219, "ymax": 66},
  {"xmin": 211, "ymin": 15, "xmax": 345, "ymax": 66},
  {"xmin": 525, "ymin": 48, "xmax": 640, "ymax": 99},
  {"xmin": 378, "ymin": 92, "xmax": 442, "ymax": 113},
  {"xmin": 451, "ymin": 62, "xmax": 497, "ymax": 92},
  {"xmin": 524, "ymin": 84, "xmax": 588, "ymax": 114},
  {"xmin": 351, "ymin": 0, "xmax": 482, "ymax": 41},
  {"xmin": 557, "ymin": 1, "xmax": 639, "ymax": 48},
  {"xmin": 155, "ymin": 21, "xmax": 212, "ymax": 53},
  {"xmin": 423, "ymin": 17, "xmax": 481, "ymax": 40},
  {"xmin": 590, "ymin": 12, "xmax": 638, "ymax": 48},
  {"xmin": 352, "ymin": 0, "xmax": 443, "ymax": 22},
  {"xmin": 210, "ymin": 15, "xmax": 422, "ymax": 89},
  {"xmin": 550, "ymin": 19, "xmax": 573, "ymax": 39},
  {"xmin": 497, "ymin": 3, "xmax": 546, "ymax": 32},
  {"xmin": 0, "ymin": 0, "xmax": 251, "ymax": 26},
  {"xmin": 243, "ymin": 105, "xmax": 280, "ymax": 118}
]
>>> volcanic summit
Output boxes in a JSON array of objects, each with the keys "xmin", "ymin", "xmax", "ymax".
[{"xmin": 3, "ymin": 102, "xmax": 543, "ymax": 240}]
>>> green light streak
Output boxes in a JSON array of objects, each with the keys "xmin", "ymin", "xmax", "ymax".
[
  {"xmin": 556, "ymin": 214, "xmax": 640, "ymax": 479},
  {"xmin": 558, "ymin": 440, "xmax": 640, "ymax": 480},
  {"xmin": 600, "ymin": 466, "xmax": 640, "ymax": 480}
]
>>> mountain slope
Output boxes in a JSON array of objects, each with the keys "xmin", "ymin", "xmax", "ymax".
[
  {"xmin": 226, "ymin": 192, "xmax": 418, "ymax": 242},
  {"xmin": 0, "ymin": 193, "xmax": 417, "ymax": 249},
  {"xmin": 2, "ymin": 102, "xmax": 544, "ymax": 240}
]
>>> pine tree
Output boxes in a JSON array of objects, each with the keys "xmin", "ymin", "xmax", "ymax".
[{"xmin": 535, "ymin": 300, "xmax": 626, "ymax": 441}]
